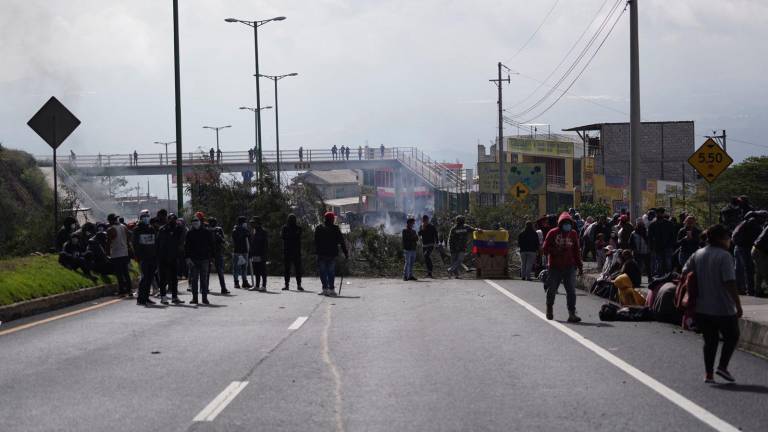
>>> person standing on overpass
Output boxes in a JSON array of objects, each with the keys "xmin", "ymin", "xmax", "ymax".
[
  {"xmin": 542, "ymin": 212, "xmax": 583, "ymax": 322},
  {"xmin": 314, "ymin": 212, "xmax": 348, "ymax": 297}
]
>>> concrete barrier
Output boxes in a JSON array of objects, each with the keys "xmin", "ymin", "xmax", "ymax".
[{"xmin": 0, "ymin": 283, "xmax": 124, "ymax": 323}]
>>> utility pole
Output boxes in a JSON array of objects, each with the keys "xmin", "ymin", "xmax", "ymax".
[
  {"xmin": 490, "ymin": 62, "xmax": 511, "ymax": 204},
  {"xmin": 707, "ymin": 129, "xmax": 727, "ymax": 151},
  {"xmin": 629, "ymin": 0, "xmax": 642, "ymax": 220},
  {"xmin": 172, "ymin": 0, "xmax": 184, "ymax": 215}
]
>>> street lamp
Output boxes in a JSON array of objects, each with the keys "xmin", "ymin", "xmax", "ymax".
[
  {"xmin": 225, "ymin": 15, "xmax": 286, "ymax": 181},
  {"xmin": 202, "ymin": 125, "xmax": 232, "ymax": 154},
  {"xmin": 154, "ymin": 140, "xmax": 176, "ymax": 210},
  {"xmin": 257, "ymin": 72, "xmax": 298, "ymax": 189}
]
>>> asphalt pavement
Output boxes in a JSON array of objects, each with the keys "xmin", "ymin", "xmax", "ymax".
[{"xmin": 1, "ymin": 275, "xmax": 766, "ymax": 432}]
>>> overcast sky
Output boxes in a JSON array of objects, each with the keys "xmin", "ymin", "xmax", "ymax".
[{"xmin": 2, "ymin": 0, "xmax": 767, "ymax": 169}]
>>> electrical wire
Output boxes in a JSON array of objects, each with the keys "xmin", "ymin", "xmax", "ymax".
[
  {"xmin": 508, "ymin": 0, "xmax": 623, "ymax": 119},
  {"xmin": 507, "ymin": 0, "xmax": 613, "ymax": 110},
  {"xmin": 516, "ymin": 72, "xmax": 628, "ymax": 116},
  {"xmin": 506, "ymin": 0, "xmax": 561, "ymax": 60},
  {"xmin": 517, "ymin": 3, "xmax": 627, "ymax": 124}
]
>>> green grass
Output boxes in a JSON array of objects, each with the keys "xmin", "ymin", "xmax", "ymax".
[{"xmin": 0, "ymin": 255, "xmax": 133, "ymax": 306}]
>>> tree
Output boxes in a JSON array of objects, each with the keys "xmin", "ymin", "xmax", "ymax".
[{"xmin": 710, "ymin": 156, "xmax": 768, "ymax": 210}]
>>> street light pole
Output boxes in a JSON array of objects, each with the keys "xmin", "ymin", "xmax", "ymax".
[
  {"xmin": 225, "ymin": 16, "xmax": 285, "ymax": 181},
  {"xmin": 629, "ymin": 0, "xmax": 642, "ymax": 219},
  {"xmin": 202, "ymin": 125, "xmax": 232, "ymax": 153},
  {"xmin": 257, "ymin": 73, "xmax": 298, "ymax": 189},
  {"xmin": 173, "ymin": 0, "xmax": 184, "ymax": 215},
  {"xmin": 154, "ymin": 140, "xmax": 175, "ymax": 210}
]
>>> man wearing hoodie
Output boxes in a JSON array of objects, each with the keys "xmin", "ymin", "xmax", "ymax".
[
  {"xmin": 156, "ymin": 213, "xmax": 184, "ymax": 304},
  {"xmin": 542, "ymin": 212, "xmax": 584, "ymax": 322},
  {"xmin": 249, "ymin": 216, "xmax": 269, "ymax": 291},
  {"xmin": 281, "ymin": 214, "xmax": 304, "ymax": 291},
  {"xmin": 132, "ymin": 209, "xmax": 157, "ymax": 306},
  {"xmin": 185, "ymin": 214, "xmax": 214, "ymax": 305},
  {"xmin": 314, "ymin": 212, "xmax": 349, "ymax": 297},
  {"xmin": 231, "ymin": 216, "xmax": 251, "ymax": 289}
]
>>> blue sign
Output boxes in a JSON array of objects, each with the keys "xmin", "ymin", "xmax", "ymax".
[{"xmin": 242, "ymin": 170, "xmax": 253, "ymax": 182}]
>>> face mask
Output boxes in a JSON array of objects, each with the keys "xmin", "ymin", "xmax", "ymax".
[
  {"xmin": 561, "ymin": 223, "xmax": 572, "ymax": 232},
  {"xmin": 192, "ymin": 221, "xmax": 201, "ymax": 229},
  {"xmin": 140, "ymin": 216, "xmax": 150, "ymax": 224},
  {"xmin": 241, "ymin": 223, "xmax": 247, "ymax": 229}
]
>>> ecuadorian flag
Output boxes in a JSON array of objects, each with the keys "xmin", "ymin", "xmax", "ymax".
[{"xmin": 472, "ymin": 230, "xmax": 509, "ymax": 256}]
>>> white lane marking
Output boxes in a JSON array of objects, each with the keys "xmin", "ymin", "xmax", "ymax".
[
  {"xmin": 322, "ymin": 304, "xmax": 345, "ymax": 432},
  {"xmin": 484, "ymin": 280, "xmax": 740, "ymax": 432},
  {"xmin": 288, "ymin": 316, "xmax": 309, "ymax": 330},
  {"xmin": 193, "ymin": 381, "xmax": 249, "ymax": 422}
]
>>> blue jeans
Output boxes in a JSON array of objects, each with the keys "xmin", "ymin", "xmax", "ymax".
[
  {"xmin": 233, "ymin": 253, "xmax": 247, "ymax": 283},
  {"xmin": 735, "ymin": 245, "xmax": 755, "ymax": 295},
  {"xmin": 318, "ymin": 256, "xmax": 336, "ymax": 290},
  {"xmin": 403, "ymin": 250, "xmax": 416, "ymax": 279},
  {"xmin": 545, "ymin": 267, "xmax": 577, "ymax": 313}
]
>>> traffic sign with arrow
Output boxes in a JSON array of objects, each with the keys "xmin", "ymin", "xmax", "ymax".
[{"xmin": 510, "ymin": 181, "xmax": 529, "ymax": 202}]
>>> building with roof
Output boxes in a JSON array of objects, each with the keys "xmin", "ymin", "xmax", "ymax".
[{"xmin": 294, "ymin": 169, "xmax": 361, "ymax": 201}]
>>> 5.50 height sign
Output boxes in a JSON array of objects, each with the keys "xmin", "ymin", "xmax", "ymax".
[{"xmin": 688, "ymin": 138, "xmax": 733, "ymax": 183}]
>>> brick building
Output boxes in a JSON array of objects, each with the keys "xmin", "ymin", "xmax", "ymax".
[{"xmin": 563, "ymin": 121, "xmax": 695, "ymax": 183}]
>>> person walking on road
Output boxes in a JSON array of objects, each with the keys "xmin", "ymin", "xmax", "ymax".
[
  {"xmin": 542, "ymin": 212, "xmax": 583, "ymax": 323},
  {"xmin": 132, "ymin": 210, "xmax": 157, "ymax": 306},
  {"xmin": 314, "ymin": 212, "xmax": 349, "ymax": 297},
  {"xmin": 402, "ymin": 217, "xmax": 418, "ymax": 281},
  {"xmin": 250, "ymin": 216, "xmax": 269, "ymax": 291},
  {"xmin": 682, "ymin": 224, "xmax": 743, "ymax": 384},
  {"xmin": 106, "ymin": 213, "xmax": 133, "ymax": 297},
  {"xmin": 418, "ymin": 215, "xmax": 438, "ymax": 278},
  {"xmin": 518, "ymin": 221, "xmax": 540, "ymax": 281},
  {"xmin": 156, "ymin": 213, "xmax": 184, "ymax": 304},
  {"xmin": 232, "ymin": 216, "xmax": 251, "ymax": 289},
  {"xmin": 753, "ymin": 223, "xmax": 768, "ymax": 297},
  {"xmin": 208, "ymin": 217, "xmax": 230, "ymax": 295},
  {"xmin": 281, "ymin": 214, "xmax": 304, "ymax": 291},
  {"xmin": 732, "ymin": 215, "xmax": 763, "ymax": 296},
  {"xmin": 185, "ymin": 214, "xmax": 214, "ymax": 305},
  {"xmin": 447, "ymin": 216, "xmax": 474, "ymax": 279}
]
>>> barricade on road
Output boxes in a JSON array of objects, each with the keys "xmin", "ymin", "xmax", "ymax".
[{"xmin": 473, "ymin": 229, "xmax": 509, "ymax": 279}]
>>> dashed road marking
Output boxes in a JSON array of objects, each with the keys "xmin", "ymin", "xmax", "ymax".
[
  {"xmin": 193, "ymin": 381, "xmax": 249, "ymax": 422},
  {"xmin": 322, "ymin": 304, "xmax": 345, "ymax": 432},
  {"xmin": 485, "ymin": 279, "xmax": 740, "ymax": 432},
  {"xmin": 288, "ymin": 316, "xmax": 309, "ymax": 330}
]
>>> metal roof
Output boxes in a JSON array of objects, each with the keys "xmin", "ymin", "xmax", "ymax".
[{"xmin": 562, "ymin": 120, "xmax": 694, "ymax": 132}]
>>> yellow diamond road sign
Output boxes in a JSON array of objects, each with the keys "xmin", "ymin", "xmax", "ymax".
[
  {"xmin": 510, "ymin": 181, "xmax": 529, "ymax": 202},
  {"xmin": 688, "ymin": 138, "xmax": 733, "ymax": 183}
]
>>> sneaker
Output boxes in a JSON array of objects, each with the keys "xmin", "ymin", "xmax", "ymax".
[
  {"xmin": 202, "ymin": 298, "xmax": 210, "ymax": 305},
  {"xmin": 297, "ymin": 286, "xmax": 305, "ymax": 292},
  {"xmin": 145, "ymin": 299, "xmax": 156, "ymax": 305},
  {"xmin": 160, "ymin": 296, "xmax": 169, "ymax": 305},
  {"xmin": 319, "ymin": 290, "xmax": 328, "ymax": 296},
  {"xmin": 716, "ymin": 368, "xmax": 735, "ymax": 382},
  {"xmin": 221, "ymin": 289, "xmax": 231, "ymax": 295},
  {"xmin": 705, "ymin": 374, "xmax": 716, "ymax": 384},
  {"xmin": 546, "ymin": 305, "xmax": 554, "ymax": 321},
  {"xmin": 403, "ymin": 277, "xmax": 409, "ymax": 281},
  {"xmin": 327, "ymin": 289, "xmax": 338, "ymax": 298},
  {"xmin": 136, "ymin": 300, "xmax": 147, "ymax": 306},
  {"xmin": 409, "ymin": 276, "xmax": 418, "ymax": 281},
  {"xmin": 242, "ymin": 281, "xmax": 252, "ymax": 289},
  {"xmin": 260, "ymin": 287, "xmax": 267, "ymax": 292},
  {"xmin": 171, "ymin": 297, "xmax": 184, "ymax": 304},
  {"xmin": 234, "ymin": 282, "xmax": 241, "ymax": 289},
  {"xmin": 190, "ymin": 297, "xmax": 199, "ymax": 305},
  {"xmin": 567, "ymin": 313, "xmax": 582, "ymax": 323},
  {"xmin": 427, "ymin": 273, "xmax": 433, "ymax": 278},
  {"xmin": 282, "ymin": 286, "xmax": 290, "ymax": 291}
]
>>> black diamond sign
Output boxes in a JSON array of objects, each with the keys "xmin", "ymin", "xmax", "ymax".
[{"xmin": 27, "ymin": 97, "xmax": 81, "ymax": 150}]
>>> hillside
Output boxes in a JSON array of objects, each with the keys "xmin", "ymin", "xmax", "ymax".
[{"xmin": 0, "ymin": 147, "xmax": 54, "ymax": 257}]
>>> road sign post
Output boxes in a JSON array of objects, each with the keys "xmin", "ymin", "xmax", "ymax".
[
  {"xmin": 27, "ymin": 97, "xmax": 81, "ymax": 241},
  {"xmin": 510, "ymin": 181, "xmax": 530, "ymax": 203},
  {"xmin": 688, "ymin": 138, "xmax": 733, "ymax": 225}
]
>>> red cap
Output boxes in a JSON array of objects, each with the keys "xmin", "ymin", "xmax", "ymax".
[
  {"xmin": 324, "ymin": 211, "xmax": 335, "ymax": 221},
  {"xmin": 194, "ymin": 211, "xmax": 205, "ymax": 221}
]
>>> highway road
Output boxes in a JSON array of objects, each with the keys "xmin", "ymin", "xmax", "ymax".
[{"xmin": 1, "ymin": 277, "xmax": 766, "ymax": 431}]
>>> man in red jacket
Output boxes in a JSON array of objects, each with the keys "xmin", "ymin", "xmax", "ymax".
[{"xmin": 542, "ymin": 212, "xmax": 584, "ymax": 322}]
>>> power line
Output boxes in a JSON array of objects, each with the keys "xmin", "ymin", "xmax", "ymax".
[
  {"xmin": 509, "ymin": 0, "xmax": 624, "ymax": 118},
  {"xmin": 507, "ymin": 0, "xmax": 613, "ymax": 110},
  {"xmin": 506, "ymin": 0, "xmax": 561, "ymax": 60},
  {"xmin": 517, "ymin": 3, "xmax": 627, "ymax": 124},
  {"xmin": 703, "ymin": 136, "xmax": 768, "ymax": 150},
  {"xmin": 515, "ymin": 72, "xmax": 628, "ymax": 116}
]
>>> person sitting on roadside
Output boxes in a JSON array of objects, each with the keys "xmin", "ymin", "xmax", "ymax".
[
  {"xmin": 619, "ymin": 249, "xmax": 642, "ymax": 288},
  {"xmin": 59, "ymin": 233, "xmax": 94, "ymax": 278}
]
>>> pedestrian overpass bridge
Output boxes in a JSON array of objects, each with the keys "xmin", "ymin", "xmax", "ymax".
[{"xmin": 35, "ymin": 147, "xmax": 467, "ymax": 192}]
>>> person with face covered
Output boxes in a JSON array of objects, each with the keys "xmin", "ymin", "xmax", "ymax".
[
  {"xmin": 542, "ymin": 212, "xmax": 584, "ymax": 322},
  {"xmin": 281, "ymin": 214, "xmax": 304, "ymax": 291},
  {"xmin": 185, "ymin": 214, "xmax": 214, "ymax": 304},
  {"xmin": 207, "ymin": 217, "xmax": 230, "ymax": 295},
  {"xmin": 107, "ymin": 213, "xmax": 133, "ymax": 297},
  {"xmin": 132, "ymin": 209, "xmax": 157, "ymax": 306},
  {"xmin": 232, "ymin": 216, "xmax": 251, "ymax": 289},
  {"xmin": 314, "ymin": 212, "xmax": 349, "ymax": 297},
  {"xmin": 56, "ymin": 216, "xmax": 78, "ymax": 252},
  {"xmin": 156, "ymin": 213, "xmax": 185, "ymax": 304},
  {"xmin": 249, "ymin": 216, "xmax": 269, "ymax": 291}
]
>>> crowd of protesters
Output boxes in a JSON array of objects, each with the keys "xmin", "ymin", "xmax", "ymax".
[{"xmin": 55, "ymin": 208, "xmax": 352, "ymax": 305}]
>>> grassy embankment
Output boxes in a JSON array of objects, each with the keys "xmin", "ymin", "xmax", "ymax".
[{"xmin": 0, "ymin": 254, "xmax": 132, "ymax": 306}]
